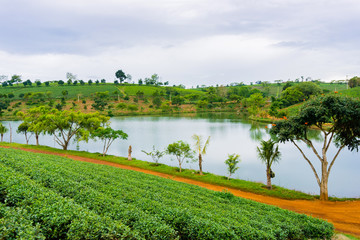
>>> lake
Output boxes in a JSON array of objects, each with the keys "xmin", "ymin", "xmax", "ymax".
[{"xmin": 3, "ymin": 112, "xmax": 359, "ymax": 198}]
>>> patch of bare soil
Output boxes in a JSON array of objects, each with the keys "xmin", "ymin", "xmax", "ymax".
[{"xmin": 4, "ymin": 146, "xmax": 360, "ymax": 237}]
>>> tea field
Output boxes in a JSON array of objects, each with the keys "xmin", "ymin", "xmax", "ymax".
[{"xmin": 0, "ymin": 148, "xmax": 334, "ymax": 239}]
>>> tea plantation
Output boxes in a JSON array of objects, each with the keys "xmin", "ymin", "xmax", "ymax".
[{"xmin": 0, "ymin": 148, "xmax": 334, "ymax": 239}]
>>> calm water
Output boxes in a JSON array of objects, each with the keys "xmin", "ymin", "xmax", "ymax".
[{"xmin": 3, "ymin": 113, "xmax": 360, "ymax": 198}]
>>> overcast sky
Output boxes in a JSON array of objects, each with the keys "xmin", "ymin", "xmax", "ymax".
[{"xmin": 1, "ymin": 0, "xmax": 359, "ymax": 86}]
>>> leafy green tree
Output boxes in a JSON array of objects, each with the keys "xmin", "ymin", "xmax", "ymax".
[
  {"xmin": 142, "ymin": 146, "xmax": 165, "ymax": 165},
  {"xmin": 17, "ymin": 106, "xmax": 49, "ymax": 145},
  {"xmin": 166, "ymin": 140, "xmax": 194, "ymax": 172},
  {"xmin": 10, "ymin": 74, "xmax": 22, "ymax": 84},
  {"xmin": 348, "ymin": 76, "xmax": 360, "ymax": 88},
  {"xmin": 257, "ymin": 139, "xmax": 281, "ymax": 189},
  {"xmin": 58, "ymin": 80, "xmax": 64, "ymax": 86},
  {"xmin": 0, "ymin": 123, "xmax": 8, "ymax": 142},
  {"xmin": 225, "ymin": 154, "xmax": 241, "ymax": 180},
  {"xmin": 45, "ymin": 81, "xmax": 50, "ymax": 86},
  {"xmin": 115, "ymin": 70, "xmax": 127, "ymax": 84},
  {"xmin": 281, "ymin": 87, "xmax": 304, "ymax": 106},
  {"xmin": 17, "ymin": 122, "xmax": 33, "ymax": 144},
  {"xmin": 270, "ymin": 95, "xmax": 360, "ymax": 200},
  {"xmin": 88, "ymin": 79, "xmax": 93, "ymax": 85},
  {"xmin": 152, "ymin": 96, "xmax": 162, "ymax": 108},
  {"xmin": 35, "ymin": 80, "xmax": 41, "ymax": 87},
  {"xmin": 92, "ymin": 127, "xmax": 128, "ymax": 156},
  {"xmin": 192, "ymin": 134, "xmax": 210, "ymax": 175},
  {"xmin": 247, "ymin": 93, "xmax": 265, "ymax": 116},
  {"xmin": 45, "ymin": 110, "xmax": 109, "ymax": 150}
]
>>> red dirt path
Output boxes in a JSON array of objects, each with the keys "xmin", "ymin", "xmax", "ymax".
[{"xmin": 4, "ymin": 147, "xmax": 360, "ymax": 237}]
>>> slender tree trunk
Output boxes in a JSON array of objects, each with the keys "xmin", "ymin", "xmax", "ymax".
[
  {"xmin": 199, "ymin": 153, "xmax": 203, "ymax": 175},
  {"xmin": 1, "ymin": 134, "xmax": 3, "ymax": 142},
  {"xmin": 266, "ymin": 165, "xmax": 272, "ymax": 189},
  {"xmin": 320, "ymin": 161, "xmax": 329, "ymax": 201},
  {"xmin": 128, "ymin": 145, "xmax": 132, "ymax": 161},
  {"xmin": 178, "ymin": 159, "xmax": 182, "ymax": 172},
  {"xmin": 9, "ymin": 123, "xmax": 12, "ymax": 143},
  {"xmin": 35, "ymin": 134, "xmax": 39, "ymax": 146}
]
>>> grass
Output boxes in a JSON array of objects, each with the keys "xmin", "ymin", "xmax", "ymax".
[{"xmin": 0, "ymin": 142, "xmax": 321, "ymax": 200}]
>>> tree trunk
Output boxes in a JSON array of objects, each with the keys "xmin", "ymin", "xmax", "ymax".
[
  {"xmin": 266, "ymin": 166, "xmax": 272, "ymax": 190},
  {"xmin": 178, "ymin": 160, "xmax": 182, "ymax": 172},
  {"xmin": 9, "ymin": 123, "xmax": 12, "ymax": 143},
  {"xmin": 63, "ymin": 141, "xmax": 69, "ymax": 150},
  {"xmin": 35, "ymin": 134, "xmax": 39, "ymax": 146},
  {"xmin": 199, "ymin": 153, "xmax": 203, "ymax": 175},
  {"xmin": 1, "ymin": 134, "xmax": 3, "ymax": 142},
  {"xmin": 128, "ymin": 145, "xmax": 132, "ymax": 161},
  {"xmin": 320, "ymin": 161, "xmax": 329, "ymax": 201}
]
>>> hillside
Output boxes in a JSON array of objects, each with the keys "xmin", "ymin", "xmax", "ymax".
[{"xmin": 0, "ymin": 148, "xmax": 334, "ymax": 239}]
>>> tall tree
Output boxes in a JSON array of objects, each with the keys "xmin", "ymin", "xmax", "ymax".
[
  {"xmin": 92, "ymin": 127, "xmax": 128, "ymax": 156},
  {"xmin": 17, "ymin": 122, "xmax": 33, "ymax": 144},
  {"xmin": 257, "ymin": 139, "xmax": 281, "ymax": 189},
  {"xmin": 270, "ymin": 95, "xmax": 360, "ymax": 200},
  {"xmin": 166, "ymin": 141, "xmax": 194, "ymax": 172},
  {"xmin": 0, "ymin": 123, "xmax": 8, "ymax": 142},
  {"xmin": 115, "ymin": 70, "xmax": 127, "ymax": 84},
  {"xmin": 45, "ymin": 110, "xmax": 109, "ymax": 150},
  {"xmin": 17, "ymin": 106, "xmax": 49, "ymax": 145},
  {"xmin": 192, "ymin": 134, "xmax": 210, "ymax": 175}
]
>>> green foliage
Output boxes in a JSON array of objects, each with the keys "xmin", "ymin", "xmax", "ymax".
[
  {"xmin": 92, "ymin": 127, "xmax": 128, "ymax": 156},
  {"xmin": 44, "ymin": 109, "xmax": 110, "ymax": 150},
  {"xmin": 270, "ymin": 95, "xmax": 360, "ymax": 200},
  {"xmin": 348, "ymin": 76, "xmax": 360, "ymax": 88},
  {"xmin": 127, "ymin": 104, "xmax": 139, "ymax": 111},
  {"xmin": 257, "ymin": 140, "xmax": 281, "ymax": 189},
  {"xmin": 225, "ymin": 154, "xmax": 241, "ymax": 179},
  {"xmin": 0, "ymin": 148, "xmax": 334, "ymax": 239},
  {"xmin": 142, "ymin": 146, "xmax": 165, "ymax": 165},
  {"xmin": 115, "ymin": 69, "xmax": 127, "ymax": 83},
  {"xmin": 166, "ymin": 140, "xmax": 194, "ymax": 172}
]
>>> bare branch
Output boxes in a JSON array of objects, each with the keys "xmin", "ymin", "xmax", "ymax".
[
  {"xmin": 328, "ymin": 145, "xmax": 345, "ymax": 176},
  {"xmin": 292, "ymin": 140, "xmax": 321, "ymax": 187}
]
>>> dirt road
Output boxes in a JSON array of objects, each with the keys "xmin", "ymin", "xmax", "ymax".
[{"xmin": 4, "ymin": 147, "xmax": 360, "ymax": 237}]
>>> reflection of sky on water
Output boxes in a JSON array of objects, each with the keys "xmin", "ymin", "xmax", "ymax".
[{"xmin": 2, "ymin": 114, "xmax": 359, "ymax": 198}]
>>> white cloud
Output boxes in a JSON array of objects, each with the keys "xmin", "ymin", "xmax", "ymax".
[{"xmin": 1, "ymin": 0, "xmax": 360, "ymax": 85}]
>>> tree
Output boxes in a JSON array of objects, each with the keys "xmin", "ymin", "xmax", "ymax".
[
  {"xmin": 348, "ymin": 76, "xmax": 360, "ymax": 88},
  {"xmin": 66, "ymin": 72, "xmax": 77, "ymax": 81},
  {"xmin": 10, "ymin": 75, "xmax": 22, "ymax": 84},
  {"xmin": 88, "ymin": 79, "xmax": 93, "ymax": 85},
  {"xmin": 17, "ymin": 122, "xmax": 33, "ymax": 144},
  {"xmin": 256, "ymin": 139, "xmax": 281, "ymax": 189},
  {"xmin": 45, "ymin": 110, "xmax": 109, "ymax": 150},
  {"xmin": 17, "ymin": 106, "xmax": 49, "ymax": 145},
  {"xmin": 92, "ymin": 127, "xmax": 128, "ymax": 156},
  {"xmin": 166, "ymin": 141, "xmax": 194, "ymax": 172},
  {"xmin": 115, "ymin": 70, "xmax": 127, "ymax": 84},
  {"xmin": 192, "ymin": 134, "xmax": 210, "ymax": 175},
  {"xmin": 247, "ymin": 93, "xmax": 265, "ymax": 116},
  {"xmin": 58, "ymin": 80, "xmax": 64, "ymax": 86},
  {"xmin": 142, "ymin": 146, "xmax": 165, "ymax": 165},
  {"xmin": 35, "ymin": 80, "xmax": 41, "ymax": 87},
  {"xmin": 0, "ymin": 123, "xmax": 8, "ymax": 142},
  {"xmin": 270, "ymin": 95, "xmax": 360, "ymax": 200},
  {"xmin": 225, "ymin": 154, "xmax": 241, "ymax": 180}
]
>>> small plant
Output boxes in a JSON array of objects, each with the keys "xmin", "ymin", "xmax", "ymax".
[
  {"xmin": 142, "ymin": 146, "xmax": 165, "ymax": 165},
  {"xmin": 225, "ymin": 154, "xmax": 241, "ymax": 180}
]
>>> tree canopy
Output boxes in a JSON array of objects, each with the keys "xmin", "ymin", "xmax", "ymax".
[{"xmin": 270, "ymin": 95, "xmax": 360, "ymax": 200}]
